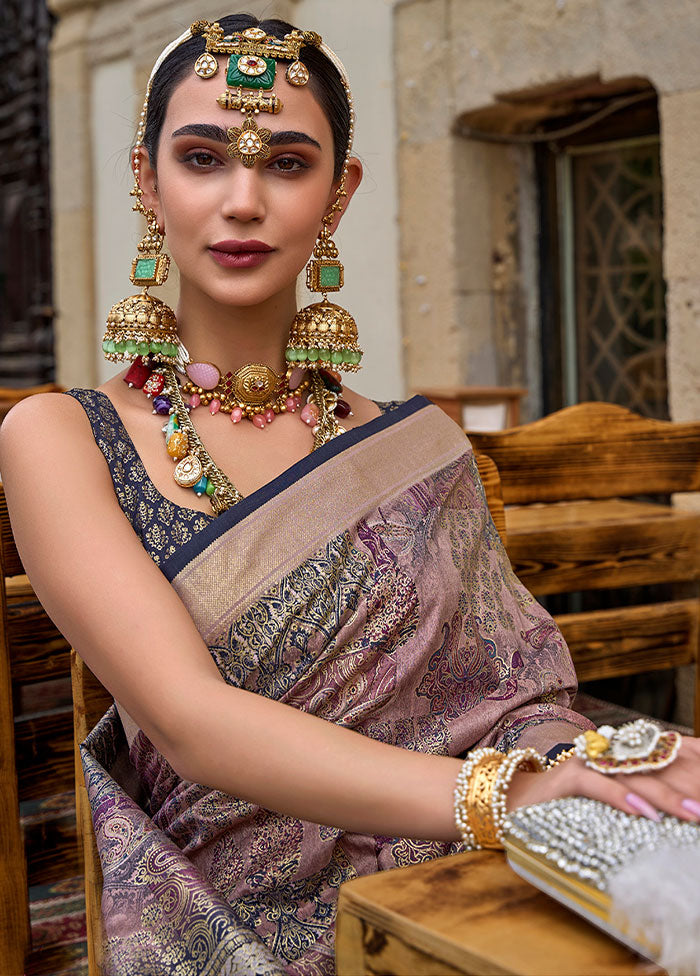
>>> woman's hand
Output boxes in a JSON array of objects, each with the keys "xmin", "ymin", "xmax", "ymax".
[{"xmin": 506, "ymin": 735, "xmax": 700, "ymax": 823}]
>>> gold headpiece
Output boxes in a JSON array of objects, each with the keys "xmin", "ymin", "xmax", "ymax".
[
  {"xmin": 186, "ymin": 22, "xmax": 321, "ymax": 165},
  {"xmin": 186, "ymin": 21, "xmax": 363, "ymax": 372}
]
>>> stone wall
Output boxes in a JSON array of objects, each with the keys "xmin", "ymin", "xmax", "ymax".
[{"xmin": 394, "ymin": 0, "xmax": 700, "ymax": 423}]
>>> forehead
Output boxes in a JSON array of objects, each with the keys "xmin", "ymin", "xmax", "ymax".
[{"xmin": 162, "ymin": 59, "xmax": 334, "ymax": 145}]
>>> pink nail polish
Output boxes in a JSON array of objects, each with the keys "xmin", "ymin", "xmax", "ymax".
[
  {"xmin": 681, "ymin": 798, "xmax": 700, "ymax": 818},
  {"xmin": 626, "ymin": 792, "xmax": 661, "ymax": 821}
]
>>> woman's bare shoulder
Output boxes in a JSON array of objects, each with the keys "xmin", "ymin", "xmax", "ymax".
[
  {"xmin": 0, "ymin": 389, "xmax": 91, "ymax": 448},
  {"xmin": 0, "ymin": 390, "xmax": 114, "ymax": 524}
]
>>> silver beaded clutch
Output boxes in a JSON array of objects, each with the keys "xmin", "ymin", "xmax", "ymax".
[{"xmin": 503, "ymin": 797, "xmax": 700, "ymax": 966}]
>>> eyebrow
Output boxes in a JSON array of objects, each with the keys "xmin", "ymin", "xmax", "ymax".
[{"xmin": 171, "ymin": 123, "xmax": 321, "ymax": 150}]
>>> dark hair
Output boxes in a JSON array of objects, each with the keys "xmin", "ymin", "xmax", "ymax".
[{"xmin": 143, "ymin": 13, "xmax": 350, "ymax": 179}]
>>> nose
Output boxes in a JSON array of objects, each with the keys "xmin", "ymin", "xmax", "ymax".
[{"xmin": 221, "ymin": 164, "xmax": 266, "ymax": 223}]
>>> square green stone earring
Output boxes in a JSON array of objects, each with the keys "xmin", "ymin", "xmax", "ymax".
[
  {"xmin": 286, "ymin": 215, "xmax": 363, "ymax": 374},
  {"xmin": 129, "ymin": 209, "xmax": 170, "ymax": 287}
]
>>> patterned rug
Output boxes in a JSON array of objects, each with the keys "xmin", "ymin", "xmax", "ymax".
[{"xmin": 26, "ymin": 875, "xmax": 87, "ymax": 976}]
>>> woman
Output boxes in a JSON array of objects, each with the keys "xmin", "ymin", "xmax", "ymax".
[{"xmin": 2, "ymin": 14, "xmax": 699, "ymax": 976}]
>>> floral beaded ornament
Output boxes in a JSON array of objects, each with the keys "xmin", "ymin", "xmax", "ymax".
[{"xmin": 574, "ymin": 719, "xmax": 681, "ymax": 775}]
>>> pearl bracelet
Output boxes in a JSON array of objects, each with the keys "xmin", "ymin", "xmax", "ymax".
[
  {"xmin": 454, "ymin": 746, "xmax": 547, "ymax": 849},
  {"xmin": 453, "ymin": 747, "xmax": 500, "ymax": 848},
  {"xmin": 490, "ymin": 747, "xmax": 547, "ymax": 845},
  {"xmin": 548, "ymin": 745, "xmax": 576, "ymax": 768}
]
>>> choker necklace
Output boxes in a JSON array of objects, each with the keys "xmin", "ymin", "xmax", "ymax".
[
  {"xmin": 123, "ymin": 355, "xmax": 352, "ymax": 515},
  {"xmin": 182, "ymin": 360, "xmax": 310, "ymax": 428}
]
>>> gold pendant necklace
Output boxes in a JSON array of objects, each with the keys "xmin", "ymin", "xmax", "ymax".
[{"xmin": 163, "ymin": 367, "xmax": 343, "ymax": 514}]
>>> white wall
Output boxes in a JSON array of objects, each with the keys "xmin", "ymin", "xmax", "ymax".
[
  {"xmin": 91, "ymin": 58, "xmax": 140, "ymax": 384},
  {"xmin": 294, "ymin": 0, "xmax": 404, "ymax": 400}
]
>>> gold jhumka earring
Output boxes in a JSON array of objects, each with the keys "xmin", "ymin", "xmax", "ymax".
[
  {"xmin": 286, "ymin": 56, "xmax": 363, "ymax": 374},
  {"xmin": 102, "ymin": 97, "xmax": 181, "ymax": 366},
  {"xmin": 286, "ymin": 169, "xmax": 363, "ymax": 373}
]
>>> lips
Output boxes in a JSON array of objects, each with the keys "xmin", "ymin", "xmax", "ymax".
[
  {"xmin": 208, "ymin": 240, "xmax": 274, "ymax": 269},
  {"xmin": 210, "ymin": 240, "xmax": 273, "ymax": 254}
]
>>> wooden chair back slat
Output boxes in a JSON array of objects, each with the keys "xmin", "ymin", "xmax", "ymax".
[
  {"xmin": 26, "ymin": 812, "xmax": 81, "ymax": 888},
  {"xmin": 506, "ymin": 499, "xmax": 700, "ymax": 595},
  {"xmin": 468, "ymin": 402, "xmax": 700, "ymax": 504},
  {"xmin": 0, "ymin": 485, "xmax": 24, "ymax": 578},
  {"xmin": 15, "ymin": 708, "xmax": 75, "ymax": 801},
  {"xmin": 558, "ymin": 599, "xmax": 699, "ymax": 683},
  {"xmin": 474, "ymin": 453, "xmax": 507, "ymax": 547},
  {"xmin": 72, "ymin": 649, "xmax": 110, "ymax": 975}
]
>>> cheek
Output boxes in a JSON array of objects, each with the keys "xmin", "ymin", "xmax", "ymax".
[
  {"xmin": 284, "ymin": 181, "xmax": 332, "ymax": 245},
  {"xmin": 159, "ymin": 188, "xmax": 218, "ymax": 250}
]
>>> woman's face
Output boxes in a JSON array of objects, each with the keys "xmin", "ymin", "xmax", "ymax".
[{"xmin": 140, "ymin": 62, "xmax": 351, "ymax": 309}]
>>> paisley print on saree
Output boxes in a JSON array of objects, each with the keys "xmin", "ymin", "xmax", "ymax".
[{"xmin": 75, "ymin": 397, "xmax": 591, "ymax": 975}]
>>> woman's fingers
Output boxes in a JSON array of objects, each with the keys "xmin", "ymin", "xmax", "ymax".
[
  {"xmin": 508, "ymin": 736, "xmax": 700, "ymax": 823},
  {"xmin": 613, "ymin": 764, "xmax": 700, "ymax": 822},
  {"xmin": 553, "ymin": 743, "xmax": 700, "ymax": 823},
  {"xmin": 679, "ymin": 734, "xmax": 700, "ymax": 759},
  {"xmin": 556, "ymin": 760, "xmax": 664, "ymax": 820}
]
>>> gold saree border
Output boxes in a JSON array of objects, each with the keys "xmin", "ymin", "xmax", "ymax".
[{"xmin": 172, "ymin": 404, "xmax": 470, "ymax": 643}]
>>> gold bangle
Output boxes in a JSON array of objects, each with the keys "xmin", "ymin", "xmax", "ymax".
[
  {"xmin": 454, "ymin": 746, "xmax": 547, "ymax": 850},
  {"xmin": 454, "ymin": 747, "xmax": 502, "ymax": 848},
  {"xmin": 466, "ymin": 754, "xmax": 506, "ymax": 848}
]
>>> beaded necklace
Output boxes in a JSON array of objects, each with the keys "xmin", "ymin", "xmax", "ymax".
[{"xmin": 124, "ymin": 356, "xmax": 350, "ymax": 515}]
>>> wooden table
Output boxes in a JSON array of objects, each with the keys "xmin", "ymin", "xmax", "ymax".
[{"xmin": 336, "ymin": 850, "xmax": 664, "ymax": 975}]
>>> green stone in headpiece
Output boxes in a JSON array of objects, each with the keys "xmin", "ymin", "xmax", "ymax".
[{"xmin": 226, "ymin": 54, "xmax": 276, "ymax": 90}]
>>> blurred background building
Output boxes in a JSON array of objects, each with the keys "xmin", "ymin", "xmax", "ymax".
[{"xmin": 3, "ymin": 0, "xmax": 700, "ymax": 422}]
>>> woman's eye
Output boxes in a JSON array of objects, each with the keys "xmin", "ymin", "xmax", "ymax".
[
  {"xmin": 183, "ymin": 151, "xmax": 220, "ymax": 168},
  {"xmin": 270, "ymin": 156, "xmax": 308, "ymax": 173}
]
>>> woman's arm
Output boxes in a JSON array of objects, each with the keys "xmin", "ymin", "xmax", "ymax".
[
  {"xmin": 2, "ymin": 393, "xmax": 699, "ymax": 841},
  {"xmin": 0, "ymin": 393, "xmax": 462, "ymax": 839}
]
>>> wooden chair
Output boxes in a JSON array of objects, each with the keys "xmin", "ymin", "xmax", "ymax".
[
  {"xmin": 467, "ymin": 402, "xmax": 700, "ymax": 734},
  {"xmin": 475, "ymin": 452, "xmax": 507, "ymax": 547},
  {"xmin": 72, "ymin": 650, "xmax": 112, "ymax": 976},
  {"xmin": 0, "ymin": 484, "xmax": 74, "ymax": 974}
]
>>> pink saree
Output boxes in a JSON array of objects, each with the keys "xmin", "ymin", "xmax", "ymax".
[{"xmin": 76, "ymin": 395, "xmax": 589, "ymax": 975}]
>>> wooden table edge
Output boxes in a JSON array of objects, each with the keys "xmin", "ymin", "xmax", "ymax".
[{"xmin": 337, "ymin": 882, "xmax": 518, "ymax": 976}]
